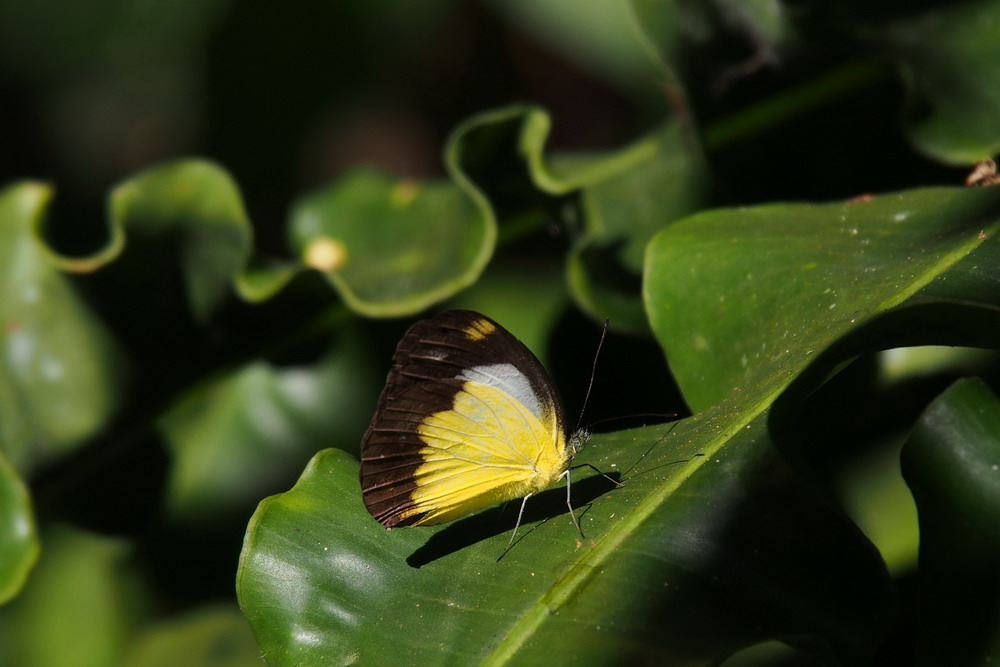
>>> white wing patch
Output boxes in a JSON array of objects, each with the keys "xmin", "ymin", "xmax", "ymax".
[{"xmin": 459, "ymin": 363, "xmax": 542, "ymax": 421}]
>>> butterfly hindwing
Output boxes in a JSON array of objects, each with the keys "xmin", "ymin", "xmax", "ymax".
[{"xmin": 360, "ymin": 310, "xmax": 570, "ymax": 528}]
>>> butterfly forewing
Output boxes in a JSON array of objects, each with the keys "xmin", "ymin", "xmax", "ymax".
[{"xmin": 360, "ymin": 310, "xmax": 570, "ymax": 528}]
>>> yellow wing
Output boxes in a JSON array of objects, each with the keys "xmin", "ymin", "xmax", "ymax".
[
  {"xmin": 360, "ymin": 310, "xmax": 571, "ymax": 528},
  {"xmin": 407, "ymin": 380, "xmax": 568, "ymax": 525}
]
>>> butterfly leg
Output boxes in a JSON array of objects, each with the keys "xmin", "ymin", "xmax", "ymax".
[
  {"xmin": 498, "ymin": 493, "xmax": 534, "ymax": 560},
  {"xmin": 563, "ymin": 463, "xmax": 624, "ymax": 541},
  {"xmin": 561, "ymin": 468, "xmax": 584, "ymax": 539},
  {"xmin": 569, "ymin": 462, "xmax": 624, "ymax": 488}
]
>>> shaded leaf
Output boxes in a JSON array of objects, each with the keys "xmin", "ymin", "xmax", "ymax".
[
  {"xmin": 901, "ymin": 377, "xmax": 1000, "ymax": 665},
  {"xmin": 107, "ymin": 159, "xmax": 255, "ymax": 323},
  {"xmin": 0, "ymin": 451, "xmax": 38, "ymax": 605},
  {"xmin": 631, "ymin": 0, "xmax": 791, "ymax": 79},
  {"xmin": 0, "ymin": 182, "xmax": 121, "ymax": 470},
  {"xmin": 885, "ymin": 1, "xmax": 1000, "ymax": 164},
  {"xmin": 628, "ymin": 0, "xmax": 686, "ymax": 81}
]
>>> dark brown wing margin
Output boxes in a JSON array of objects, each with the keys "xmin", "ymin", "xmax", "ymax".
[{"xmin": 358, "ymin": 310, "xmax": 566, "ymax": 527}]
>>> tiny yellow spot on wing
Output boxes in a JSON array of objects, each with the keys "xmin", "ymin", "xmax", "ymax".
[{"xmin": 462, "ymin": 318, "xmax": 497, "ymax": 341}]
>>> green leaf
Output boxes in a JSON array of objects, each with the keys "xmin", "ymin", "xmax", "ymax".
[
  {"xmin": 645, "ymin": 186, "xmax": 1000, "ymax": 413},
  {"xmin": 108, "ymin": 159, "xmax": 256, "ymax": 322},
  {"xmin": 631, "ymin": 0, "xmax": 791, "ymax": 76},
  {"xmin": 836, "ymin": 440, "xmax": 918, "ymax": 576},
  {"xmin": 886, "ymin": 1, "xmax": 1000, "ymax": 164},
  {"xmin": 0, "ymin": 525, "xmax": 147, "ymax": 667},
  {"xmin": 0, "ymin": 182, "xmax": 121, "ymax": 470},
  {"xmin": 123, "ymin": 605, "xmax": 261, "ymax": 667},
  {"xmin": 628, "ymin": 0, "xmax": 685, "ymax": 81},
  {"xmin": 488, "ymin": 0, "xmax": 663, "ymax": 93},
  {"xmin": 289, "ymin": 167, "xmax": 494, "ymax": 317},
  {"xmin": 564, "ymin": 121, "xmax": 710, "ymax": 332},
  {"xmin": 159, "ymin": 328, "xmax": 379, "ymax": 522},
  {"xmin": 901, "ymin": 377, "xmax": 1000, "ymax": 665},
  {"xmin": 485, "ymin": 106, "xmax": 710, "ymax": 332},
  {"xmin": 0, "ymin": 450, "xmax": 38, "ymax": 605},
  {"xmin": 238, "ymin": 404, "xmax": 893, "ymax": 665}
]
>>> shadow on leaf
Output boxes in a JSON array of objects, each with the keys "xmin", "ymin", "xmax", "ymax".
[{"xmin": 406, "ymin": 472, "xmax": 621, "ymax": 567}]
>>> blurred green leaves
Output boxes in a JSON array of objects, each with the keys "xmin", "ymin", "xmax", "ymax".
[
  {"xmin": 159, "ymin": 329, "xmax": 377, "ymax": 523},
  {"xmin": 0, "ymin": 451, "xmax": 37, "ymax": 605},
  {"xmin": 0, "ymin": 525, "xmax": 146, "ymax": 667},
  {"xmin": 886, "ymin": 1, "xmax": 1000, "ymax": 163},
  {"xmin": 0, "ymin": 182, "xmax": 121, "ymax": 472},
  {"xmin": 122, "ymin": 606, "xmax": 260, "ymax": 667}
]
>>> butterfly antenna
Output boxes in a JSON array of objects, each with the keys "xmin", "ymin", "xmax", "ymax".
[{"xmin": 575, "ymin": 317, "xmax": 609, "ymax": 434}]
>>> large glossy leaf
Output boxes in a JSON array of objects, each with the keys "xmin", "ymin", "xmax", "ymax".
[
  {"xmin": 901, "ymin": 377, "xmax": 1000, "ymax": 665},
  {"xmin": 0, "ymin": 451, "xmax": 37, "ymax": 605},
  {"xmin": 645, "ymin": 186, "xmax": 1000, "ymax": 413},
  {"xmin": 0, "ymin": 182, "xmax": 121, "ymax": 470},
  {"xmin": 238, "ymin": 398, "xmax": 893, "ymax": 665},
  {"xmin": 0, "ymin": 525, "xmax": 147, "ymax": 667}
]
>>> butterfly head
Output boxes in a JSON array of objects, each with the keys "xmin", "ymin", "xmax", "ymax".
[{"xmin": 567, "ymin": 428, "xmax": 591, "ymax": 459}]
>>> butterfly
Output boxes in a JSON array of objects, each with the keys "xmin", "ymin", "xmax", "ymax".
[{"xmin": 359, "ymin": 309, "xmax": 618, "ymax": 554}]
